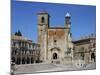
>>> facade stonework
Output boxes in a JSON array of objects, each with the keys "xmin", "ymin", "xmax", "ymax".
[
  {"xmin": 11, "ymin": 35, "xmax": 40, "ymax": 65},
  {"xmin": 73, "ymin": 35, "xmax": 96, "ymax": 65},
  {"xmin": 38, "ymin": 12, "xmax": 73, "ymax": 64},
  {"xmin": 11, "ymin": 12, "xmax": 96, "ymax": 66}
]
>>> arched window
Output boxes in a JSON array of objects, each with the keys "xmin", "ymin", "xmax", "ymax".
[
  {"xmin": 81, "ymin": 47, "xmax": 84, "ymax": 52},
  {"xmin": 81, "ymin": 47, "xmax": 84, "ymax": 50},
  {"xmin": 54, "ymin": 40, "xmax": 57, "ymax": 45},
  {"xmin": 41, "ymin": 17, "xmax": 45, "ymax": 23},
  {"xmin": 80, "ymin": 53, "xmax": 84, "ymax": 60}
]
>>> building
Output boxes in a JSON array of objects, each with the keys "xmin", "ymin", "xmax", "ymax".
[
  {"xmin": 37, "ymin": 11, "xmax": 73, "ymax": 64},
  {"xmin": 11, "ymin": 11, "xmax": 96, "ymax": 66},
  {"xmin": 11, "ymin": 35, "xmax": 40, "ymax": 65},
  {"xmin": 73, "ymin": 34, "xmax": 96, "ymax": 65}
]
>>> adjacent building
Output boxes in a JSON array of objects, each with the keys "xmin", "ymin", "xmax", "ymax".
[
  {"xmin": 11, "ymin": 35, "xmax": 40, "ymax": 65},
  {"xmin": 73, "ymin": 34, "xmax": 96, "ymax": 65}
]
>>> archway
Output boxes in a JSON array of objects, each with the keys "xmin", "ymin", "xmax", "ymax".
[
  {"xmin": 22, "ymin": 57, "xmax": 26, "ymax": 64},
  {"xmin": 16, "ymin": 57, "xmax": 21, "ymax": 65},
  {"xmin": 91, "ymin": 52, "xmax": 95, "ymax": 62},
  {"xmin": 31, "ymin": 57, "xmax": 34, "ymax": 64},
  {"xmin": 53, "ymin": 53, "xmax": 58, "ymax": 59},
  {"xmin": 50, "ymin": 47, "xmax": 60, "ymax": 64},
  {"xmin": 27, "ymin": 57, "xmax": 30, "ymax": 64}
]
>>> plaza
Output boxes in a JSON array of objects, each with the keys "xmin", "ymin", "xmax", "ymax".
[{"xmin": 13, "ymin": 62, "xmax": 96, "ymax": 74}]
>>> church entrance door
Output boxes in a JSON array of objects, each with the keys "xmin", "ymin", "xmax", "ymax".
[
  {"xmin": 50, "ymin": 47, "xmax": 60, "ymax": 64},
  {"xmin": 53, "ymin": 53, "xmax": 57, "ymax": 59}
]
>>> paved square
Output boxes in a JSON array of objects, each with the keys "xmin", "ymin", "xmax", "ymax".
[{"xmin": 13, "ymin": 63, "xmax": 96, "ymax": 74}]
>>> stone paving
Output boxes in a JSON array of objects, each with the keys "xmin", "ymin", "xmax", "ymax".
[{"xmin": 13, "ymin": 63, "xmax": 96, "ymax": 75}]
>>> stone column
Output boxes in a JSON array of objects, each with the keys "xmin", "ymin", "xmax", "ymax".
[{"xmin": 30, "ymin": 57, "xmax": 31, "ymax": 64}]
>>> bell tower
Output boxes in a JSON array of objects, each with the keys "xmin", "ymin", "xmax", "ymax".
[
  {"xmin": 65, "ymin": 12, "xmax": 71, "ymax": 29},
  {"xmin": 37, "ymin": 11, "xmax": 50, "ymax": 26},
  {"xmin": 64, "ymin": 13, "xmax": 73, "ymax": 64},
  {"xmin": 37, "ymin": 11, "xmax": 50, "ymax": 62}
]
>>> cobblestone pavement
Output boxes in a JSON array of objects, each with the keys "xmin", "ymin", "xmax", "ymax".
[{"xmin": 14, "ymin": 63, "xmax": 96, "ymax": 75}]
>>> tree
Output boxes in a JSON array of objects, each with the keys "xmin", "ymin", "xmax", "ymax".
[
  {"xmin": 14, "ymin": 30, "xmax": 22, "ymax": 36},
  {"xmin": 15, "ymin": 32, "xmax": 18, "ymax": 35},
  {"xmin": 17, "ymin": 30, "xmax": 22, "ymax": 36}
]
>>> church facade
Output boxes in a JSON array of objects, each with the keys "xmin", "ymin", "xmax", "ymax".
[
  {"xmin": 37, "ymin": 11, "xmax": 73, "ymax": 64},
  {"xmin": 11, "ymin": 11, "xmax": 96, "ymax": 66}
]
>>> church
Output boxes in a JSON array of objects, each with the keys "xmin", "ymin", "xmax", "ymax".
[
  {"xmin": 37, "ymin": 11, "xmax": 73, "ymax": 64},
  {"xmin": 11, "ymin": 11, "xmax": 96, "ymax": 66}
]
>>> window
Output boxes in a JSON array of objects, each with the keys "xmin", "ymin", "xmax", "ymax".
[
  {"xmin": 81, "ymin": 47, "xmax": 84, "ymax": 52},
  {"xmin": 54, "ymin": 40, "xmax": 57, "ymax": 45},
  {"xmin": 19, "ymin": 42, "xmax": 21, "ymax": 47},
  {"xmin": 41, "ymin": 17, "xmax": 45, "ymax": 23},
  {"xmin": 54, "ymin": 40, "xmax": 57, "ymax": 43},
  {"xmin": 13, "ymin": 42, "xmax": 16, "ymax": 46},
  {"xmin": 81, "ymin": 53, "xmax": 84, "ymax": 60},
  {"xmin": 93, "ymin": 43, "xmax": 95, "ymax": 47},
  {"xmin": 81, "ymin": 47, "xmax": 84, "ymax": 50}
]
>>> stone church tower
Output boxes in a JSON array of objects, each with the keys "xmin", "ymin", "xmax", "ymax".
[{"xmin": 37, "ymin": 11, "xmax": 73, "ymax": 64}]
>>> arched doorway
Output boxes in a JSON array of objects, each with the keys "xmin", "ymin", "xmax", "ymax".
[
  {"xmin": 50, "ymin": 47, "xmax": 60, "ymax": 64},
  {"xmin": 31, "ymin": 57, "xmax": 34, "ymax": 64},
  {"xmin": 91, "ymin": 52, "xmax": 95, "ymax": 62},
  {"xmin": 22, "ymin": 57, "xmax": 26, "ymax": 64},
  {"xmin": 53, "ymin": 53, "xmax": 57, "ymax": 59},
  {"xmin": 16, "ymin": 57, "xmax": 21, "ymax": 65},
  {"xmin": 27, "ymin": 57, "xmax": 30, "ymax": 64}
]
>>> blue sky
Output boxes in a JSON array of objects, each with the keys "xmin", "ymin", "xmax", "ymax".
[{"xmin": 11, "ymin": 1, "xmax": 96, "ymax": 43}]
